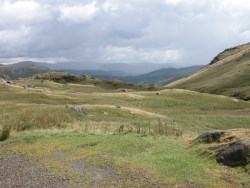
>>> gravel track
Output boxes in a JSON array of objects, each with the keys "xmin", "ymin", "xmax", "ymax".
[{"xmin": 0, "ymin": 155, "xmax": 74, "ymax": 188}]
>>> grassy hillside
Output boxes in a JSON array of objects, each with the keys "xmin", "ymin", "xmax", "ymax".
[
  {"xmin": 0, "ymin": 77, "xmax": 250, "ymax": 187},
  {"xmin": 0, "ymin": 64, "xmax": 50, "ymax": 80},
  {"xmin": 167, "ymin": 43, "xmax": 250, "ymax": 101},
  {"xmin": 121, "ymin": 65, "xmax": 202, "ymax": 86}
]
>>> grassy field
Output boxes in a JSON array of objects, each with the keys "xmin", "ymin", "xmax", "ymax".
[{"xmin": 1, "ymin": 78, "xmax": 250, "ymax": 187}]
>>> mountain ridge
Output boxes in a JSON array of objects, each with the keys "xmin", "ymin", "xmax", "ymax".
[{"xmin": 10, "ymin": 61, "xmax": 183, "ymax": 75}]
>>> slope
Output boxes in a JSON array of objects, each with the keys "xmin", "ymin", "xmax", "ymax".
[
  {"xmin": 121, "ymin": 65, "xmax": 202, "ymax": 86},
  {"xmin": 0, "ymin": 64, "xmax": 50, "ymax": 80},
  {"xmin": 167, "ymin": 43, "xmax": 250, "ymax": 100}
]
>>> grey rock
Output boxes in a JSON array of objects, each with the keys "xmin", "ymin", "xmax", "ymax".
[
  {"xmin": 216, "ymin": 142, "xmax": 249, "ymax": 167},
  {"xmin": 71, "ymin": 106, "xmax": 88, "ymax": 115},
  {"xmin": 194, "ymin": 131, "xmax": 224, "ymax": 143}
]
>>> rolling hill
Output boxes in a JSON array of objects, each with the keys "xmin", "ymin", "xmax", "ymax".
[
  {"xmin": 0, "ymin": 64, "xmax": 50, "ymax": 80},
  {"xmin": 121, "ymin": 65, "xmax": 202, "ymax": 86},
  {"xmin": 7, "ymin": 61, "xmax": 203, "ymax": 86},
  {"xmin": 32, "ymin": 72, "xmax": 160, "ymax": 91},
  {"xmin": 11, "ymin": 61, "xmax": 181, "ymax": 75},
  {"xmin": 62, "ymin": 66, "xmax": 203, "ymax": 86},
  {"xmin": 167, "ymin": 43, "xmax": 250, "ymax": 101}
]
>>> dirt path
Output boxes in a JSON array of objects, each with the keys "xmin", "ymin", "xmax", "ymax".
[
  {"xmin": 0, "ymin": 153, "xmax": 171, "ymax": 188},
  {"xmin": 0, "ymin": 155, "xmax": 73, "ymax": 188}
]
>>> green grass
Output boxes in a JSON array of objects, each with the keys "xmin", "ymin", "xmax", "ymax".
[
  {"xmin": 1, "ymin": 83, "xmax": 250, "ymax": 134},
  {"xmin": 0, "ymin": 77, "xmax": 250, "ymax": 187},
  {"xmin": 1, "ymin": 132, "xmax": 241, "ymax": 187}
]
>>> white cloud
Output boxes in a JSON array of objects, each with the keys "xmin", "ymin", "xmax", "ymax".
[
  {"xmin": 103, "ymin": 1, "xmax": 119, "ymax": 13},
  {"xmin": 59, "ymin": 2, "xmax": 99, "ymax": 23},
  {"xmin": 165, "ymin": 0, "xmax": 184, "ymax": 6},
  {"xmin": 0, "ymin": 0, "xmax": 250, "ymax": 67},
  {"xmin": 241, "ymin": 30, "xmax": 250, "ymax": 40},
  {"xmin": 0, "ymin": 26, "xmax": 30, "ymax": 43},
  {"xmin": 0, "ymin": 56, "xmax": 68, "ymax": 64},
  {"xmin": 103, "ymin": 46, "xmax": 182, "ymax": 64},
  {"xmin": 0, "ymin": 0, "xmax": 50, "ymax": 24},
  {"xmin": 0, "ymin": 26, "xmax": 31, "ymax": 56}
]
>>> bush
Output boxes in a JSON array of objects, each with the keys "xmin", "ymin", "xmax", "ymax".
[{"xmin": 0, "ymin": 126, "xmax": 10, "ymax": 141}]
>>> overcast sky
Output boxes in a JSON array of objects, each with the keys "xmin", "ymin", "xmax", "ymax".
[{"xmin": 0, "ymin": 0, "xmax": 250, "ymax": 66}]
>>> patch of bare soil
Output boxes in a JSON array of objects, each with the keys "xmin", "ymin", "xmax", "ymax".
[{"xmin": 0, "ymin": 155, "xmax": 74, "ymax": 188}]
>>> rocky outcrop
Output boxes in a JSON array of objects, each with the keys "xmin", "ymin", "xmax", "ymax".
[
  {"xmin": 194, "ymin": 129, "xmax": 250, "ymax": 167},
  {"xmin": 194, "ymin": 131, "xmax": 224, "ymax": 143},
  {"xmin": 216, "ymin": 142, "xmax": 248, "ymax": 167}
]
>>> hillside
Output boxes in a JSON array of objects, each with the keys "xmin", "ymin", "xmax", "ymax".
[
  {"xmin": 121, "ymin": 65, "xmax": 202, "ymax": 86},
  {"xmin": 0, "ymin": 64, "xmax": 50, "ymax": 80},
  {"xmin": 60, "ymin": 69, "xmax": 130, "ymax": 78},
  {"xmin": 62, "ymin": 66, "xmax": 202, "ymax": 86},
  {"xmin": 32, "ymin": 72, "xmax": 160, "ymax": 91},
  {"xmin": 167, "ymin": 43, "xmax": 250, "ymax": 101}
]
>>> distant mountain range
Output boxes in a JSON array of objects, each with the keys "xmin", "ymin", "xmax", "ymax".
[
  {"xmin": 0, "ymin": 61, "xmax": 202, "ymax": 86},
  {"xmin": 10, "ymin": 61, "xmax": 181, "ymax": 75},
  {"xmin": 168, "ymin": 42, "xmax": 250, "ymax": 101}
]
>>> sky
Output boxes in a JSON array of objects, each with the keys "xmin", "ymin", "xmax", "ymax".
[{"xmin": 0, "ymin": 0, "xmax": 250, "ymax": 66}]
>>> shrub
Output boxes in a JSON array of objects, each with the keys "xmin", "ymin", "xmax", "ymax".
[{"xmin": 0, "ymin": 126, "xmax": 10, "ymax": 141}]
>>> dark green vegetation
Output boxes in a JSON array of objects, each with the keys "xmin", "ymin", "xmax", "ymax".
[
  {"xmin": 1, "ymin": 73, "xmax": 250, "ymax": 187},
  {"xmin": 168, "ymin": 43, "xmax": 250, "ymax": 101},
  {"xmin": 0, "ymin": 64, "xmax": 50, "ymax": 80}
]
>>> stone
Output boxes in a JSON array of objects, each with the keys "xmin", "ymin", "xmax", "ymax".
[
  {"xmin": 71, "ymin": 106, "xmax": 88, "ymax": 115},
  {"xmin": 194, "ymin": 129, "xmax": 250, "ymax": 167},
  {"xmin": 121, "ymin": 89, "xmax": 128, "ymax": 93},
  {"xmin": 216, "ymin": 142, "xmax": 249, "ymax": 167},
  {"xmin": 194, "ymin": 131, "xmax": 224, "ymax": 143}
]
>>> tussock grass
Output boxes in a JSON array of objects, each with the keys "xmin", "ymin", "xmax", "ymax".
[{"xmin": 0, "ymin": 106, "xmax": 83, "ymax": 131}]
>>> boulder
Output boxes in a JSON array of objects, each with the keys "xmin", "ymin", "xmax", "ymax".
[
  {"xmin": 71, "ymin": 106, "xmax": 88, "ymax": 115},
  {"xmin": 121, "ymin": 89, "xmax": 129, "ymax": 93},
  {"xmin": 194, "ymin": 131, "xmax": 224, "ymax": 143},
  {"xmin": 194, "ymin": 129, "xmax": 250, "ymax": 167},
  {"xmin": 216, "ymin": 142, "xmax": 249, "ymax": 167}
]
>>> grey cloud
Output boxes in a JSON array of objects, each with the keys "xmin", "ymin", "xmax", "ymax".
[{"xmin": 0, "ymin": 0, "xmax": 250, "ymax": 66}]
